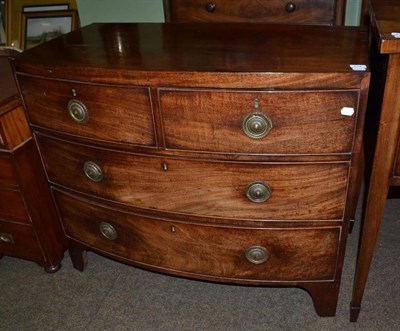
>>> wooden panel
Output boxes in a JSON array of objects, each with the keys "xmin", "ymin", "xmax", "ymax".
[
  {"xmin": 0, "ymin": 188, "xmax": 30, "ymax": 223},
  {"xmin": 160, "ymin": 89, "xmax": 359, "ymax": 155},
  {"xmin": 0, "ymin": 105, "xmax": 31, "ymax": 149},
  {"xmin": 55, "ymin": 190, "xmax": 340, "ymax": 282},
  {"xmin": 38, "ymin": 134, "xmax": 349, "ymax": 220},
  {"xmin": 165, "ymin": 0, "xmax": 337, "ymax": 25},
  {"xmin": 0, "ymin": 153, "xmax": 18, "ymax": 187},
  {"xmin": 0, "ymin": 220, "xmax": 44, "ymax": 264},
  {"xmin": 19, "ymin": 76, "xmax": 156, "ymax": 147}
]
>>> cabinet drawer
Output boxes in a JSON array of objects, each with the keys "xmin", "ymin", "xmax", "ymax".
[
  {"xmin": 0, "ymin": 188, "xmax": 30, "ymax": 223},
  {"xmin": 56, "ymin": 190, "xmax": 340, "ymax": 281},
  {"xmin": 0, "ymin": 220, "xmax": 44, "ymax": 262},
  {"xmin": 160, "ymin": 89, "xmax": 359, "ymax": 155},
  {"xmin": 38, "ymin": 134, "xmax": 349, "ymax": 220},
  {"xmin": 19, "ymin": 76, "xmax": 156, "ymax": 146},
  {"xmin": 166, "ymin": 0, "xmax": 336, "ymax": 25},
  {"xmin": 0, "ymin": 154, "xmax": 18, "ymax": 187}
]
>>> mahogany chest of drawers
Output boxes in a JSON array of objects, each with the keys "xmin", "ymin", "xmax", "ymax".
[
  {"xmin": 163, "ymin": 0, "xmax": 346, "ymax": 25},
  {"xmin": 0, "ymin": 55, "xmax": 66, "ymax": 272},
  {"xmin": 14, "ymin": 23, "xmax": 369, "ymax": 316}
]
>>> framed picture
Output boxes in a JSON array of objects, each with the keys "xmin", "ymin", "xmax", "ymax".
[
  {"xmin": 7, "ymin": 1, "xmax": 78, "ymax": 48},
  {"xmin": 23, "ymin": 4, "xmax": 69, "ymax": 13},
  {"xmin": 0, "ymin": 0, "xmax": 6, "ymax": 45},
  {"xmin": 21, "ymin": 10, "xmax": 77, "ymax": 50}
]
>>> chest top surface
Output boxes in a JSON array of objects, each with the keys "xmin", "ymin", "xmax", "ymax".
[{"xmin": 14, "ymin": 23, "xmax": 369, "ymax": 87}]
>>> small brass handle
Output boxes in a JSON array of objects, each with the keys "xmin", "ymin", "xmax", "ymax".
[
  {"xmin": 285, "ymin": 2, "xmax": 297, "ymax": 13},
  {"xmin": 245, "ymin": 246, "xmax": 269, "ymax": 264},
  {"xmin": 242, "ymin": 113, "xmax": 272, "ymax": 139},
  {"xmin": 205, "ymin": 2, "xmax": 217, "ymax": 12},
  {"xmin": 83, "ymin": 161, "xmax": 103, "ymax": 182},
  {"xmin": 0, "ymin": 233, "xmax": 14, "ymax": 244},
  {"xmin": 246, "ymin": 181, "xmax": 272, "ymax": 203},
  {"xmin": 68, "ymin": 99, "xmax": 89, "ymax": 123},
  {"xmin": 99, "ymin": 222, "xmax": 118, "ymax": 241}
]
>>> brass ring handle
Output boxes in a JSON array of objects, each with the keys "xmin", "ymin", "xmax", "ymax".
[
  {"xmin": 285, "ymin": 2, "xmax": 297, "ymax": 13},
  {"xmin": 245, "ymin": 246, "xmax": 269, "ymax": 264},
  {"xmin": 68, "ymin": 99, "xmax": 89, "ymax": 123},
  {"xmin": 205, "ymin": 2, "xmax": 217, "ymax": 12},
  {"xmin": 246, "ymin": 181, "xmax": 272, "ymax": 203},
  {"xmin": 242, "ymin": 113, "xmax": 272, "ymax": 139},
  {"xmin": 83, "ymin": 161, "xmax": 103, "ymax": 182},
  {"xmin": 0, "ymin": 233, "xmax": 14, "ymax": 244},
  {"xmin": 99, "ymin": 222, "xmax": 118, "ymax": 241}
]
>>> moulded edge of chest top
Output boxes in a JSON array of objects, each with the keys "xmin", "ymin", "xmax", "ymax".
[{"xmin": 14, "ymin": 68, "xmax": 370, "ymax": 90}]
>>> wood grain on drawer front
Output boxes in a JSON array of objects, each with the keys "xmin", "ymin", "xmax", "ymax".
[
  {"xmin": 166, "ymin": 0, "xmax": 336, "ymax": 25},
  {"xmin": 0, "ymin": 188, "xmax": 30, "ymax": 223},
  {"xmin": 0, "ymin": 154, "xmax": 18, "ymax": 187},
  {"xmin": 55, "ymin": 190, "xmax": 340, "ymax": 281},
  {"xmin": 18, "ymin": 76, "xmax": 156, "ymax": 146},
  {"xmin": 0, "ymin": 220, "xmax": 43, "ymax": 261},
  {"xmin": 38, "ymin": 134, "xmax": 349, "ymax": 220},
  {"xmin": 160, "ymin": 89, "xmax": 359, "ymax": 155}
]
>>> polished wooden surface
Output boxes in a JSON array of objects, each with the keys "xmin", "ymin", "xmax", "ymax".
[
  {"xmin": 163, "ymin": 0, "xmax": 346, "ymax": 25},
  {"xmin": 0, "ymin": 105, "xmax": 31, "ymax": 149},
  {"xmin": 15, "ymin": 23, "xmax": 370, "ymax": 317},
  {"xmin": 18, "ymin": 76, "xmax": 156, "ymax": 147},
  {"xmin": 160, "ymin": 89, "xmax": 359, "ymax": 154},
  {"xmin": 55, "ymin": 189, "xmax": 341, "ymax": 282},
  {"xmin": 351, "ymin": 0, "xmax": 400, "ymax": 322},
  {"xmin": 37, "ymin": 134, "xmax": 349, "ymax": 221},
  {"xmin": 14, "ymin": 23, "xmax": 368, "ymax": 87}
]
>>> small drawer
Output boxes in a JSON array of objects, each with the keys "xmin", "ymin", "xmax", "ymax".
[
  {"xmin": 160, "ymin": 89, "xmax": 359, "ymax": 155},
  {"xmin": 0, "ymin": 154, "xmax": 18, "ymax": 187},
  {"xmin": 38, "ymin": 134, "xmax": 349, "ymax": 221},
  {"xmin": 18, "ymin": 76, "xmax": 156, "ymax": 147},
  {"xmin": 166, "ymin": 0, "xmax": 336, "ymax": 25},
  {"xmin": 55, "ymin": 190, "xmax": 340, "ymax": 282},
  {"xmin": 0, "ymin": 220, "xmax": 44, "ymax": 262},
  {"xmin": 0, "ymin": 188, "xmax": 30, "ymax": 223}
]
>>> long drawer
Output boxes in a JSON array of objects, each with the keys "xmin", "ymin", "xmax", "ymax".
[
  {"xmin": 19, "ymin": 76, "xmax": 156, "ymax": 146},
  {"xmin": 55, "ymin": 190, "xmax": 341, "ymax": 282},
  {"xmin": 166, "ymin": 0, "xmax": 337, "ymax": 25},
  {"xmin": 38, "ymin": 134, "xmax": 349, "ymax": 220},
  {"xmin": 160, "ymin": 89, "xmax": 359, "ymax": 155},
  {"xmin": 0, "ymin": 220, "xmax": 43, "ymax": 262}
]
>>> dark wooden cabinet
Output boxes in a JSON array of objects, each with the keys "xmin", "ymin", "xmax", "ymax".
[
  {"xmin": 14, "ymin": 23, "xmax": 369, "ymax": 317},
  {"xmin": 0, "ymin": 55, "xmax": 66, "ymax": 272},
  {"xmin": 163, "ymin": 0, "xmax": 347, "ymax": 25}
]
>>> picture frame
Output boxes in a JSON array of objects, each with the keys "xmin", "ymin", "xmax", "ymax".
[
  {"xmin": 0, "ymin": 0, "xmax": 7, "ymax": 45},
  {"xmin": 8, "ymin": 1, "xmax": 78, "ymax": 49},
  {"xmin": 23, "ymin": 4, "xmax": 69, "ymax": 13},
  {"xmin": 21, "ymin": 9, "xmax": 77, "ymax": 50}
]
